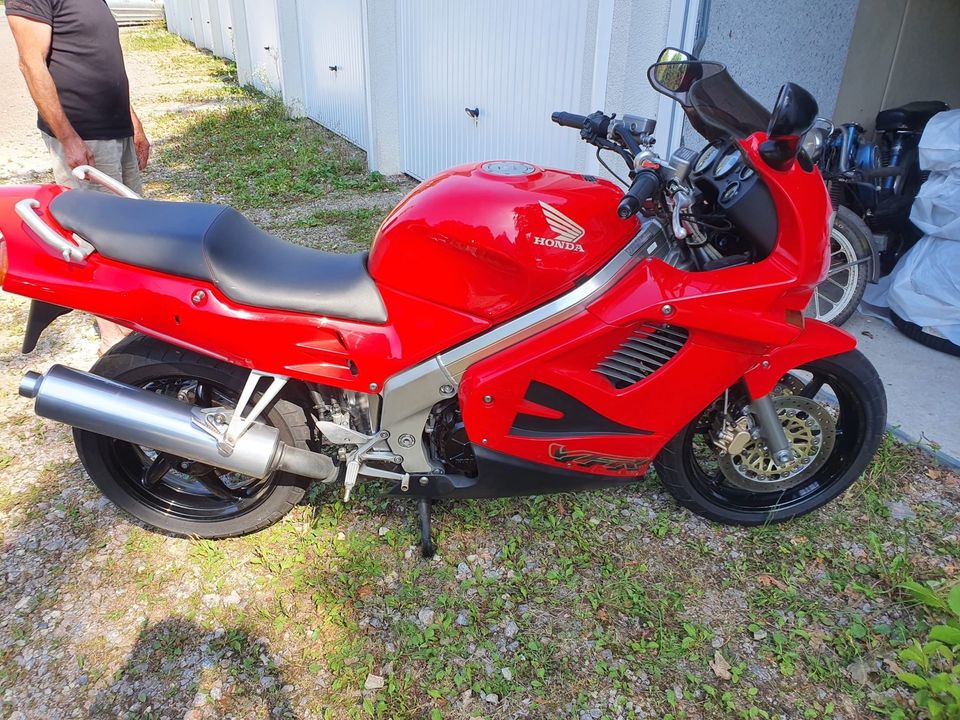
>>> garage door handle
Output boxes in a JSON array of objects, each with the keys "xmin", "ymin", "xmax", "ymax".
[
  {"xmin": 465, "ymin": 107, "xmax": 479, "ymax": 119},
  {"xmin": 329, "ymin": 65, "xmax": 339, "ymax": 72}
]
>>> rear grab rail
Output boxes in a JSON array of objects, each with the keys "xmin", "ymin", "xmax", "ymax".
[
  {"xmin": 14, "ymin": 199, "xmax": 95, "ymax": 264},
  {"xmin": 71, "ymin": 165, "xmax": 141, "ymax": 199},
  {"xmin": 13, "ymin": 165, "xmax": 140, "ymax": 264}
]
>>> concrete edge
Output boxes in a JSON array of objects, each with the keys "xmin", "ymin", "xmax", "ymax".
[{"xmin": 889, "ymin": 425, "xmax": 960, "ymax": 471}]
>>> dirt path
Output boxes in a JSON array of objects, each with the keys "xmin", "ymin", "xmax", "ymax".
[{"xmin": 0, "ymin": 16, "xmax": 51, "ymax": 181}]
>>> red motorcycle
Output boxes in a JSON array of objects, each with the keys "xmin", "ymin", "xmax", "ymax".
[{"xmin": 0, "ymin": 49, "xmax": 886, "ymax": 556}]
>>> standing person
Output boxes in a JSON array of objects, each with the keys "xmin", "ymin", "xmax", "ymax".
[{"xmin": 6, "ymin": 0, "xmax": 151, "ymax": 353}]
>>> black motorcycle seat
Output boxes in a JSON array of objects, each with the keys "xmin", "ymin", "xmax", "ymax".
[
  {"xmin": 875, "ymin": 101, "xmax": 949, "ymax": 132},
  {"xmin": 48, "ymin": 192, "xmax": 388, "ymax": 324}
]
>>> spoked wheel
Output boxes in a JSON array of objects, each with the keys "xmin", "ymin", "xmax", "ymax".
[
  {"xmin": 74, "ymin": 335, "xmax": 312, "ymax": 538},
  {"xmin": 654, "ymin": 350, "xmax": 886, "ymax": 525},
  {"xmin": 805, "ymin": 206, "xmax": 872, "ymax": 326}
]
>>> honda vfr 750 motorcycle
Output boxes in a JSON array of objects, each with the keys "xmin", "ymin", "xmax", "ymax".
[{"xmin": 0, "ymin": 48, "xmax": 886, "ymax": 556}]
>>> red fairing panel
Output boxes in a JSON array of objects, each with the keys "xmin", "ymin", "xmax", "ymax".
[
  {"xmin": 368, "ymin": 163, "xmax": 641, "ymax": 322},
  {"xmin": 457, "ymin": 134, "xmax": 855, "ymax": 476},
  {"xmin": 0, "ymin": 185, "xmax": 490, "ymax": 392}
]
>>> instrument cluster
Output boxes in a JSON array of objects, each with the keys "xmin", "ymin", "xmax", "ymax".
[
  {"xmin": 691, "ymin": 140, "xmax": 758, "ymax": 207},
  {"xmin": 688, "ymin": 139, "xmax": 779, "ymax": 259}
]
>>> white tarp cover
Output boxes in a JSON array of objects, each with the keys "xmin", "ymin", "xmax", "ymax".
[{"xmin": 862, "ymin": 109, "xmax": 960, "ymax": 344}]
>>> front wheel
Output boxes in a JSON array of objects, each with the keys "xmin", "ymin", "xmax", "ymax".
[{"xmin": 654, "ymin": 350, "xmax": 886, "ymax": 525}]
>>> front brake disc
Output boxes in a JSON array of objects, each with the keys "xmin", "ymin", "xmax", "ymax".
[{"xmin": 718, "ymin": 395, "xmax": 837, "ymax": 492}]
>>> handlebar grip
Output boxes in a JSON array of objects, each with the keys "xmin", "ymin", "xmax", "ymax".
[
  {"xmin": 617, "ymin": 170, "xmax": 661, "ymax": 219},
  {"xmin": 551, "ymin": 111, "xmax": 588, "ymax": 129}
]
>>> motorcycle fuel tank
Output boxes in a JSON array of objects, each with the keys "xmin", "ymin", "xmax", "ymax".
[{"xmin": 368, "ymin": 162, "xmax": 641, "ymax": 322}]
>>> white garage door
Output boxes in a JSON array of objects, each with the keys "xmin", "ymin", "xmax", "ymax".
[
  {"xmin": 177, "ymin": 0, "xmax": 195, "ymax": 43},
  {"xmin": 194, "ymin": 0, "xmax": 214, "ymax": 51},
  {"xmin": 397, "ymin": 0, "xmax": 591, "ymax": 180},
  {"xmin": 243, "ymin": 0, "xmax": 282, "ymax": 95},
  {"xmin": 296, "ymin": 0, "xmax": 368, "ymax": 148},
  {"xmin": 214, "ymin": 0, "xmax": 235, "ymax": 60}
]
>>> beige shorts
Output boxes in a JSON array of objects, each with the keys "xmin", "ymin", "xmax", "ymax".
[{"xmin": 41, "ymin": 132, "xmax": 144, "ymax": 195}]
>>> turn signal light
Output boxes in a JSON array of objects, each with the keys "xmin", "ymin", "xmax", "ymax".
[{"xmin": 785, "ymin": 309, "xmax": 804, "ymax": 329}]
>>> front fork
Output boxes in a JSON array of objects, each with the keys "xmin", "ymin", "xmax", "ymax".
[{"xmin": 749, "ymin": 394, "xmax": 794, "ymax": 465}]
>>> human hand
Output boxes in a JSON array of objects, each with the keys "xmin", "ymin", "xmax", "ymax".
[
  {"xmin": 63, "ymin": 135, "xmax": 95, "ymax": 170},
  {"xmin": 134, "ymin": 130, "xmax": 150, "ymax": 170}
]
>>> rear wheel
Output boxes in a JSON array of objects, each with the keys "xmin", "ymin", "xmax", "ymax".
[
  {"xmin": 74, "ymin": 335, "xmax": 313, "ymax": 538},
  {"xmin": 805, "ymin": 206, "xmax": 872, "ymax": 326},
  {"xmin": 654, "ymin": 350, "xmax": 886, "ymax": 525}
]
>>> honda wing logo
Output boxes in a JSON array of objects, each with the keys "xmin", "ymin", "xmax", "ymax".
[{"xmin": 534, "ymin": 202, "xmax": 585, "ymax": 253}]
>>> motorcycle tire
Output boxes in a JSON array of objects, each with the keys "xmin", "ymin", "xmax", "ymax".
[
  {"xmin": 891, "ymin": 310, "xmax": 960, "ymax": 358},
  {"xmin": 654, "ymin": 350, "xmax": 886, "ymax": 525},
  {"xmin": 74, "ymin": 334, "xmax": 313, "ymax": 538},
  {"xmin": 806, "ymin": 206, "xmax": 872, "ymax": 326}
]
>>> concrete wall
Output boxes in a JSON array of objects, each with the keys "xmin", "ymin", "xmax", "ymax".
[
  {"xmin": 605, "ymin": 0, "xmax": 673, "ymax": 121},
  {"xmin": 683, "ymin": 0, "xmax": 859, "ymax": 147},
  {"xmin": 363, "ymin": 0, "xmax": 402, "ymax": 175},
  {"xmin": 835, "ymin": 0, "xmax": 960, "ymax": 131}
]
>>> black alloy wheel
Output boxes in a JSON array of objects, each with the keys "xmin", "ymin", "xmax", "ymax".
[
  {"xmin": 74, "ymin": 335, "xmax": 313, "ymax": 538},
  {"xmin": 654, "ymin": 350, "xmax": 886, "ymax": 525}
]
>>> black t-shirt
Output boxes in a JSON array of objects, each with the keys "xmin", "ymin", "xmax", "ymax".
[{"xmin": 6, "ymin": 0, "xmax": 133, "ymax": 139}]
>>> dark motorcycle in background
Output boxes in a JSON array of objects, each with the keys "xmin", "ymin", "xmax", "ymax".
[{"xmin": 802, "ymin": 100, "xmax": 950, "ymax": 326}]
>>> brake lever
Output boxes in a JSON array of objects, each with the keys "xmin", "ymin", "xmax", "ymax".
[
  {"xmin": 671, "ymin": 187, "xmax": 694, "ymax": 240},
  {"xmin": 611, "ymin": 122, "xmax": 642, "ymax": 159}
]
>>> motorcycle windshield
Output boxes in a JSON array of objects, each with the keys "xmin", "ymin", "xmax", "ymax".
[
  {"xmin": 652, "ymin": 60, "xmax": 771, "ymax": 143},
  {"xmin": 687, "ymin": 63, "xmax": 771, "ymax": 140}
]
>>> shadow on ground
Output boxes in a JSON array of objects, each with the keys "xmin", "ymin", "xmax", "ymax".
[{"xmin": 88, "ymin": 617, "xmax": 299, "ymax": 719}]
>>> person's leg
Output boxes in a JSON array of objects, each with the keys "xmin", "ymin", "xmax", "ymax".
[
  {"xmin": 119, "ymin": 137, "xmax": 144, "ymax": 195},
  {"xmin": 74, "ymin": 138, "xmax": 139, "ymax": 353},
  {"xmin": 84, "ymin": 138, "xmax": 125, "ymax": 188},
  {"xmin": 41, "ymin": 132, "xmax": 82, "ymax": 189}
]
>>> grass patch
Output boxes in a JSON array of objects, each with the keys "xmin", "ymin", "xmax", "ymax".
[
  {"xmin": 293, "ymin": 207, "xmax": 389, "ymax": 247},
  {"xmin": 157, "ymin": 98, "xmax": 391, "ymax": 209},
  {"xmin": 120, "ymin": 23, "xmax": 180, "ymax": 52}
]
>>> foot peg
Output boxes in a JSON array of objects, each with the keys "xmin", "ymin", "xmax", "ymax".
[{"xmin": 417, "ymin": 498, "xmax": 435, "ymax": 558}]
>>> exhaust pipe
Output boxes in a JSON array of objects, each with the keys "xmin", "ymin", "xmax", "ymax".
[{"xmin": 20, "ymin": 365, "xmax": 335, "ymax": 481}]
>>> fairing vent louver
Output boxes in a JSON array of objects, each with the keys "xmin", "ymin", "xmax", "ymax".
[{"xmin": 595, "ymin": 324, "xmax": 688, "ymax": 389}]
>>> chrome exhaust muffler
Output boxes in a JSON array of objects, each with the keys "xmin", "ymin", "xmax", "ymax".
[{"xmin": 19, "ymin": 365, "xmax": 334, "ymax": 481}]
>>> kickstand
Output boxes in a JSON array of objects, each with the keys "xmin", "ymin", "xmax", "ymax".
[{"xmin": 417, "ymin": 498, "xmax": 435, "ymax": 559}]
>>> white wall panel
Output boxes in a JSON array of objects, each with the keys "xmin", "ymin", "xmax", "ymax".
[
  {"xmin": 163, "ymin": 0, "xmax": 179, "ymax": 35},
  {"xmin": 397, "ymin": 0, "xmax": 591, "ymax": 180},
  {"xmin": 296, "ymin": 0, "xmax": 368, "ymax": 148},
  {"xmin": 242, "ymin": 0, "xmax": 282, "ymax": 95}
]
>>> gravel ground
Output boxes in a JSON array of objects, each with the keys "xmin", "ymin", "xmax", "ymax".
[{"xmin": 1, "ymin": 26, "xmax": 959, "ymax": 720}]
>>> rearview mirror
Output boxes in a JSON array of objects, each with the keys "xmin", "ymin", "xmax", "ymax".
[
  {"xmin": 767, "ymin": 83, "xmax": 818, "ymax": 138},
  {"xmin": 651, "ymin": 47, "xmax": 698, "ymax": 93},
  {"xmin": 760, "ymin": 83, "xmax": 819, "ymax": 170}
]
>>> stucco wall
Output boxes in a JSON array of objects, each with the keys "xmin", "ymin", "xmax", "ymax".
[
  {"xmin": 684, "ymin": 0, "xmax": 859, "ymax": 146},
  {"xmin": 606, "ymin": 0, "xmax": 673, "ymax": 121}
]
